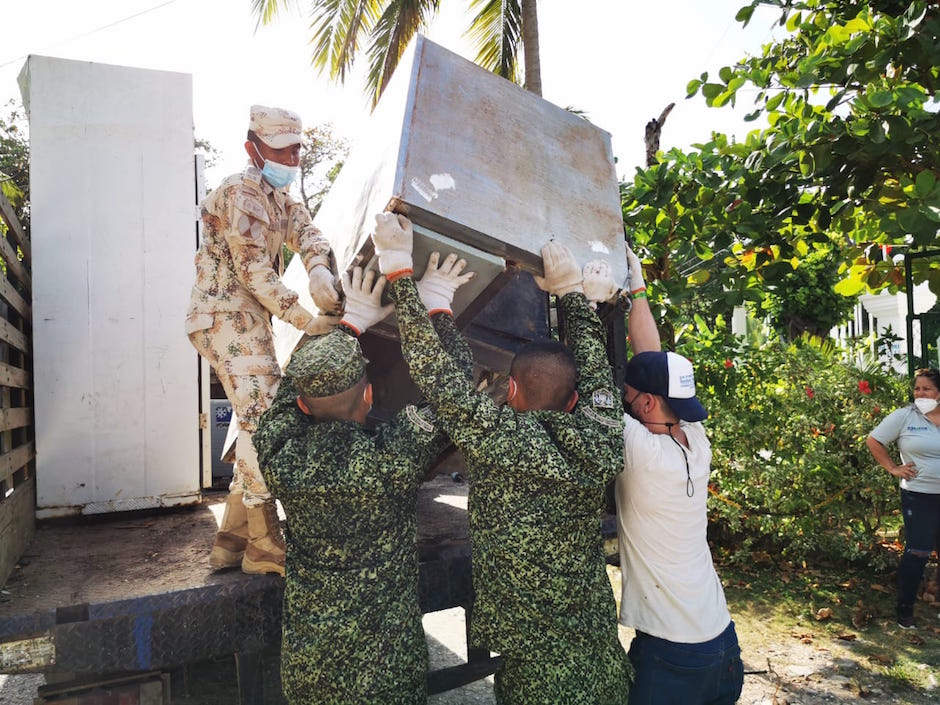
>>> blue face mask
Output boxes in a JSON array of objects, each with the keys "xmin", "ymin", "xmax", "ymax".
[
  {"xmin": 261, "ymin": 160, "xmax": 299, "ymax": 189},
  {"xmin": 252, "ymin": 143, "xmax": 299, "ymax": 189}
]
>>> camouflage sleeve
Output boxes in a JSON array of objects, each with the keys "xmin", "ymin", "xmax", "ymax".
[
  {"xmin": 372, "ymin": 403, "xmax": 451, "ymax": 486},
  {"xmin": 254, "ymin": 375, "xmax": 307, "ymax": 497},
  {"xmin": 558, "ymin": 292, "xmax": 624, "ymax": 479},
  {"xmin": 390, "ymin": 277, "xmax": 497, "ymax": 443},
  {"xmin": 431, "ymin": 311, "xmax": 474, "ymax": 382},
  {"xmin": 284, "ymin": 202, "xmax": 334, "ymax": 273},
  {"xmin": 560, "ymin": 292, "xmax": 621, "ymax": 415},
  {"xmin": 222, "ymin": 187, "xmax": 309, "ymax": 322}
]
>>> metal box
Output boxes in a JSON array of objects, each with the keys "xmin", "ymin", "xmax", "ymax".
[
  {"xmin": 313, "ymin": 34, "xmax": 627, "ymax": 296},
  {"xmin": 276, "ymin": 35, "xmax": 625, "ymax": 401}
]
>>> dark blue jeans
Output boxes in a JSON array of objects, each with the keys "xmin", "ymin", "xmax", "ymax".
[
  {"xmin": 898, "ymin": 489, "xmax": 940, "ymax": 612},
  {"xmin": 627, "ymin": 621, "xmax": 743, "ymax": 705}
]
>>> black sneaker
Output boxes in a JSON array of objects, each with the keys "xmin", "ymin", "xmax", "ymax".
[{"xmin": 897, "ymin": 611, "xmax": 917, "ymax": 629}]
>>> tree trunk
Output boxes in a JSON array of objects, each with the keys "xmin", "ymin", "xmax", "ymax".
[
  {"xmin": 637, "ymin": 104, "xmax": 678, "ymax": 349},
  {"xmin": 644, "ymin": 103, "xmax": 675, "ymax": 167},
  {"xmin": 521, "ymin": 0, "xmax": 542, "ymax": 96}
]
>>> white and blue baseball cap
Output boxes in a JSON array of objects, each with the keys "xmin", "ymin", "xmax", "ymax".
[{"xmin": 624, "ymin": 351, "xmax": 708, "ymax": 422}]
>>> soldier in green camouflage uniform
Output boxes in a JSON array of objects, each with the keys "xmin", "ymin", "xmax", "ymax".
[
  {"xmin": 372, "ymin": 213, "xmax": 632, "ymax": 704},
  {"xmin": 254, "ymin": 262, "xmax": 475, "ymax": 705}
]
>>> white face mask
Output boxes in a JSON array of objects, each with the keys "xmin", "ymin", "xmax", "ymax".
[{"xmin": 914, "ymin": 397, "xmax": 939, "ymax": 414}]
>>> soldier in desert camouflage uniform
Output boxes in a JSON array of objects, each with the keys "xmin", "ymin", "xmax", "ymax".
[
  {"xmin": 253, "ymin": 257, "xmax": 475, "ymax": 705},
  {"xmin": 373, "ymin": 212, "xmax": 633, "ymax": 704},
  {"xmin": 185, "ymin": 105, "xmax": 342, "ymax": 576}
]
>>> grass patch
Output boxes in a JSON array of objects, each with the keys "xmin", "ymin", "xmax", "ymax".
[{"xmin": 717, "ymin": 554, "xmax": 940, "ymax": 703}]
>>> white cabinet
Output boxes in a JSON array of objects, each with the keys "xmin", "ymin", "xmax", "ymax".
[{"xmin": 20, "ymin": 56, "xmax": 200, "ymax": 517}]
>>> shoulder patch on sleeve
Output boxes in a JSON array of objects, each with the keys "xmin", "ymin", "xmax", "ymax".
[
  {"xmin": 591, "ymin": 388, "xmax": 616, "ymax": 409},
  {"xmin": 406, "ymin": 405, "xmax": 436, "ymax": 433},
  {"xmin": 234, "ymin": 191, "xmax": 270, "ymax": 225},
  {"xmin": 581, "ymin": 405, "xmax": 623, "ymax": 429}
]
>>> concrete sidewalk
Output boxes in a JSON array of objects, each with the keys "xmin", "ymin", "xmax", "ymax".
[{"xmin": 425, "ymin": 606, "xmax": 495, "ymax": 704}]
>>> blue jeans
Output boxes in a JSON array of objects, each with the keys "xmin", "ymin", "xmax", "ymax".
[
  {"xmin": 627, "ymin": 621, "xmax": 743, "ymax": 705},
  {"xmin": 898, "ymin": 489, "xmax": 940, "ymax": 612}
]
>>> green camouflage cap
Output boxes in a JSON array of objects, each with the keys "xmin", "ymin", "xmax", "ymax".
[{"xmin": 286, "ymin": 331, "xmax": 367, "ymax": 397}]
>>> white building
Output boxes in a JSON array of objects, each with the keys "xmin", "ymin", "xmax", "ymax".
[{"xmin": 833, "ymin": 281, "xmax": 939, "ymax": 373}]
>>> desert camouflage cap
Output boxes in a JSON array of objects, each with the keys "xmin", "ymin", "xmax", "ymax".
[
  {"xmin": 286, "ymin": 331, "xmax": 367, "ymax": 398},
  {"xmin": 248, "ymin": 104, "xmax": 302, "ymax": 149}
]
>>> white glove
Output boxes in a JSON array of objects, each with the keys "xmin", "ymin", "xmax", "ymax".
[
  {"xmin": 417, "ymin": 252, "xmax": 476, "ymax": 314},
  {"xmin": 372, "ymin": 212, "xmax": 414, "ymax": 276},
  {"xmin": 533, "ymin": 241, "xmax": 583, "ymax": 296},
  {"xmin": 340, "ymin": 267, "xmax": 393, "ymax": 335},
  {"xmin": 308, "ymin": 265, "xmax": 342, "ymax": 314},
  {"xmin": 626, "ymin": 245, "xmax": 646, "ymax": 293},
  {"xmin": 304, "ymin": 314, "xmax": 341, "ymax": 336},
  {"xmin": 582, "ymin": 259, "xmax": 619, "ymax": 307},
  {"xmin": 283, "ymin": 302, "xmax": 341, "ymax": 337}
]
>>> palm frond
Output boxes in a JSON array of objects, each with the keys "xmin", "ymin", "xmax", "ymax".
[
  {"xmin": 306, "ymin": 0, "xmax": 385, "ymax": 82},
  {"xmin": 365, "ymin": 0, "xmax": 440, "ymax": 107},
  {"xmin": 466, "ymin": 0, "xmax": 522, "ymax": 84},
  {"xmin": 249, "ymin": 0, "xmax": 299, "ymax": 30}
]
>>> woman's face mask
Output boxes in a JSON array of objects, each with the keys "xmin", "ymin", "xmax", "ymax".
[{"xmin": 914, "ymin": 397, "xmax": 938, "ymax": 414}]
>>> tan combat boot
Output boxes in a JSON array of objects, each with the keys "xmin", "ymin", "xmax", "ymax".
[
  {"xmin": 209, "ymin": 492, "xmax": 249, "ymax": 570},
  {"xmin": 242, "ymin": 498, "xmax": 285, "ymax": 576},
  {"xmin": 209, "ymin": 492, "xmax": 248, "ymax": 570}
]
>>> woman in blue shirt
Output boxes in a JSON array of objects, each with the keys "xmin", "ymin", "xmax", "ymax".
[{"xmin": 866, "ymin": 368, "xmax": 940, "ymax": 629}]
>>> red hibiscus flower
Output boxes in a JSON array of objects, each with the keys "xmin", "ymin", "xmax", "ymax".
[
  {"xmin": 724, "ymin": 359, "xmax": 734, "ymax": 369},
  {"xmin": 805, "ymin": 386, "xmax": 815, "ymax": 399},
  {"xmin": 858, "ymin": 380, "xmax": 872, "ymax": 395}
]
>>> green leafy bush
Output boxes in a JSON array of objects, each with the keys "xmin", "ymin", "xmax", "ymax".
[{"xmin": 676, "ymin": 320, "xmax": 910, "ymax": 568}]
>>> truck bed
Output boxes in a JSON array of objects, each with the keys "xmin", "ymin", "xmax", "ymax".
[{"xmin": 0, "ymin": 474, "xmax": 473, "ymax": 678}]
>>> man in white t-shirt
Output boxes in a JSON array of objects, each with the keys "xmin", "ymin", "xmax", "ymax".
[{"xmin": 613, "ymin": 246, "xmax": 743, "ymax": 705}]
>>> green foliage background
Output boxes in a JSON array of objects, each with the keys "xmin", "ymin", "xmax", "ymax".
[
  {"xmin": 624, "ymin": 0, "xmax": 939, "ymax": 348},
  {"xmin": 0, "ymin": 100, "xmax": 28, "ymax": 220},
  {"xmin": 761, "ymin": 248, "xmax": 856, "ymax": 339},
  {"xmin": 618, "ymin": 0, "xmax": 939, "ymax": 568},
  {"xmin": 671, "ymin": 318, "xmax": 912, "ymax": 568}
]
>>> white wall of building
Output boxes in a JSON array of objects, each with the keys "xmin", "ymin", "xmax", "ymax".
[
  {"xmin": 20, "ymin": 56, "xmax": 200, "ymax": 517},
  {"xmin": 860, "ymin": 283, "xmax": 938, "ymax": 370},
  {"xmin": 831, "ymin": 282, "xmax": 938, "ymax": 373}
]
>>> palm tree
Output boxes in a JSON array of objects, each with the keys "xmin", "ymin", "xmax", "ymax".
[{"xmin": 249, "ymin": 0, "xmax": 542, "ymax": 107}]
